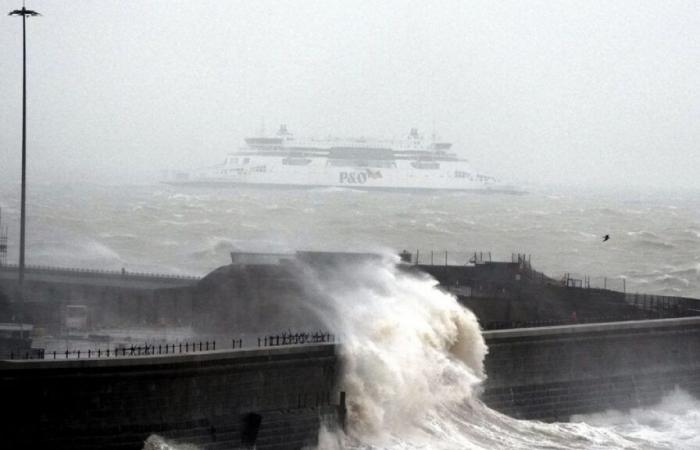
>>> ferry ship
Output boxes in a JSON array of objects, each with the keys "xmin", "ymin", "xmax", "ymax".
[{"xmin": 167, "ymin": 125, "xmax": 518, "ymax": 192}]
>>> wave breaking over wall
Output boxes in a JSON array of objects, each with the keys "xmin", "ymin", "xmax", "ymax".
[{"xmin": 306, "ymin": 256, "xmax": 700, "ymax": 450}]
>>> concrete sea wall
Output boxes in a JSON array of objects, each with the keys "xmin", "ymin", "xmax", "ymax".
[
  {"xmin": 0, "ymin": 343, "xmax": 340, "ymax": 450},
  {"xmin": 481, "ymin": 316, "xmax": 700, "ymax": 421},
  {"xmin": 2, "ymin": 317, "xmax": 700, "ymax": 448}
]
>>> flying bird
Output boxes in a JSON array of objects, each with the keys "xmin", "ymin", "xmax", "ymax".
[{"xmin": 603, "ymin": 234, "xmax": 610, "ymax": 242}]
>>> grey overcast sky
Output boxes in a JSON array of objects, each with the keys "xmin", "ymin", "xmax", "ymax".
[{"xmin": 0, "ymin": 0, "xmax": 698, "ymax": 189}]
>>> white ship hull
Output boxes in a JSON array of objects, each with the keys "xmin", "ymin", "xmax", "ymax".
[{"xmin": 167, "ymin": 126, "xmax": 520, "ymax": 193}]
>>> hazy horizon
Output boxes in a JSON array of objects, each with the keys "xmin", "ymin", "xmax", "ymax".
[{"xmin": 1, "ymin": 0, "xmax": 698, "ymax": 190}]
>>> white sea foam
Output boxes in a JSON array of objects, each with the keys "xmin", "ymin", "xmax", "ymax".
[
  {"xmin": 572, "ymin": 387, "xmax": 700, "ymax": 450},
  {"xmin": 308, "ymin": 257, "xmax": 700, "ymax": 449},
  {"xmin": 143, "ymin": 435, "xmax": 199, "ymax": 450}
]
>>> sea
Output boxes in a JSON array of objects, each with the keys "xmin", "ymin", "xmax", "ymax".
[{"xmin": 1, "ymin": 182, "xmax": 700, "ymax": 450}]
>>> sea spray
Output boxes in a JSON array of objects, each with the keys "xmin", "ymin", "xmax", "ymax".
[
  {"xmin": 142, "ymin": 435, "xmax": 199, "ymax": 450},
  {"xmin": 303, "ymin": 256, "xmax": 697, "ymax": 449},
  {"xmin": 298, "ymin": 254, "xmax": 486, "ymax": 443},
  {"xmin": 572, "ymin": 387, "xmax": 700, "ymax": 449},
  {"xmin": 139, "ymin": 254, "xmax": 700, "ymax": 449}
]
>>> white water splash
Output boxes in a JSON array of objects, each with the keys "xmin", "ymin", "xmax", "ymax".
[
  {"xmin": 308, "ymin": 257, "xmax": 700, "ymax": 450},
  {"xmin": 143, "ymin": 435, "xmax": 199, "ymax": 450},
  {"xmin": 308, "ymin": 256, "xmax": 486, "ymax": 442},
  {"xmin": 572, "ymin": 387, "xmax": 700, "ymax": 449}
]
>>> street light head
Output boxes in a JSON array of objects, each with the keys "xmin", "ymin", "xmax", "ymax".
[{"xmin": 9, "ymin": 7, "xmax": 40, "ymax": 17}]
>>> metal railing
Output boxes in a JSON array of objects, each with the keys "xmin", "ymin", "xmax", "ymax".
[
  {"xmin": 483, "ymin": 313, "xmax": 666, "ymax": 330},
  {"xmin": 16, "ymin": 341, "xmax": 218, "ymax": 360},
  {"xmin": 557, "ymin": 273, "xmax": 627, "ymax": 292},
  {"xmin": 401, "ymin": 250, "xmax": 493, "ymax": 266},
  {"xmin": 0, "ymin": 263, "xmax": 201, "ymax": 281},
  {"xmin": 2, "ymin": 331, "xmax": 337, "ymax": 361},
  {"xmin": 257, "ymin": 331, "xmax": 335, "ymax": 347},
  {"xmin": 627, "ymin": 292, "xmax": 700, "ymax": 316}
]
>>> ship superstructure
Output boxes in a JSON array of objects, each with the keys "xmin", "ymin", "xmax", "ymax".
[{"xmin": 169, "ymin": 125, "xmax": 515, "ymax": 192}]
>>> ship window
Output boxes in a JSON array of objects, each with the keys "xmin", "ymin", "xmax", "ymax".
[
  {"xmin": 328, "ymin": 160, "xmax": 396, "ymax": 168},
  {"xmin": 411, "ymin": 161, "xmax": 440, "ymax": 170},
  {"xmin": 329, "ymin": 147, "xmax": 394, "ymax": 160},
  {"xmin": 283, "ymin": 157, "xmax": 312, "ymax": 166}
]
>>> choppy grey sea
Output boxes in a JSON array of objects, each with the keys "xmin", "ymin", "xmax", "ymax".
[{"xmin": 1, "ymin": 183, "xmax": 698, "ymax": 297}]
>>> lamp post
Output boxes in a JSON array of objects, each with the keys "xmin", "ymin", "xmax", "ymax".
[{"xmin": 8, "ymin": 5, "xmax": 39, "ymax": 290}]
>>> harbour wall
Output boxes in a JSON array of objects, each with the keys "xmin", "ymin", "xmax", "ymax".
[
  {"xmin": 2, "ymin": 317, "xmax": 700, "ymax": 447},
  {"xmin": 481, "ymin": 316, "xmax": 700, "ymax": 421},
  {"xmin": 3, "ymin": 260, "xmax": 698, "ymax": 335},
  {"xmin": 4, "ymin": 261, "xmax": 700, "ymax": 434},
  {"xmin": 0, "ymin": 264, "xmax": 198, "ymax": 331},
  {"xmin": 0, "ymin": 343, "xmax": 341, "ymax": 450}
]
